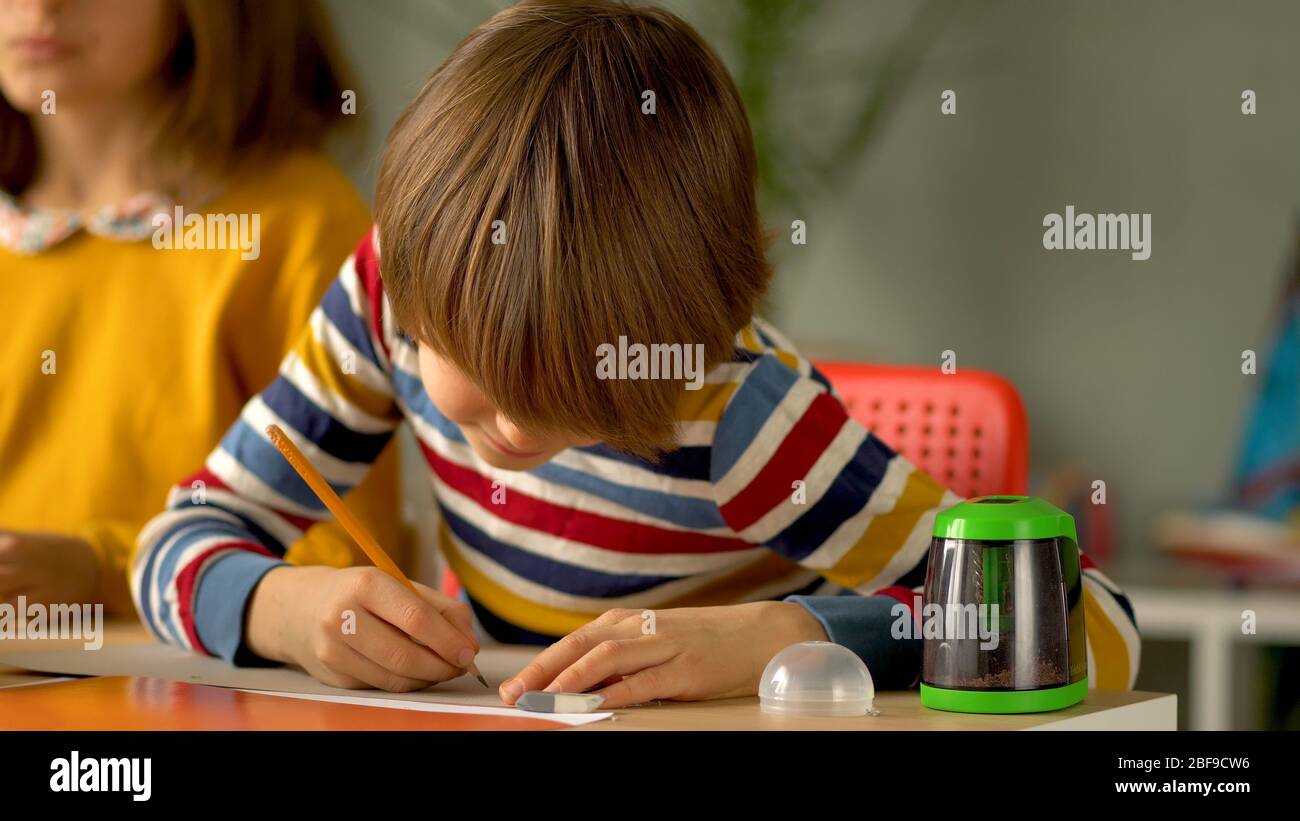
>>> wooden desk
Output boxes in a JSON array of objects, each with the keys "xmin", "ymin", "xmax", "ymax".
[{"xmin": 1, "ymin": 620, "xmax": 1176, "ymax": 730}]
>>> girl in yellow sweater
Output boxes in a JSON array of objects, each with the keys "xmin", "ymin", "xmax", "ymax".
[{"xmin": 0, "ymin": 0, "xmax": 405, "ymax": 616}]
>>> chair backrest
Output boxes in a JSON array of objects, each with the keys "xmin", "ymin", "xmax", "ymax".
[{"xmin": 814, "ymin": 361, "xmax": 1029, "ymax": 499}]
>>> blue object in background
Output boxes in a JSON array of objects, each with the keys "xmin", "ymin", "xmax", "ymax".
[{"xmin": 1232, "ymin": 238, "xmax": 1300, "ymax": 523}]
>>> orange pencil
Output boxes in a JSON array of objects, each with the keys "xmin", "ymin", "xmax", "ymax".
[{"xmin": 264, "ymin": 423, "xmax": 488, "ymax": 688}]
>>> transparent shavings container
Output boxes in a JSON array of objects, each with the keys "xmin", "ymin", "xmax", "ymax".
[{"xmin": 759, "ymin": 641, "xmax": 878, "ymax": 717}]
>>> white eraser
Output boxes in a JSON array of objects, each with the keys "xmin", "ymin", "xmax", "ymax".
[{"xmin": 516, "ymin": 691, "xmax": 606, "ymax": 714}]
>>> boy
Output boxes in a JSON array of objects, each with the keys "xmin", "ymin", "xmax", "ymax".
[{"xmin": 132, "ymin": 0, "xmax": 1139, "ymax": 706}]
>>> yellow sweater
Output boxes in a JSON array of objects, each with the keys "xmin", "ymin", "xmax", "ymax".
[{"xmin": 0, "ymin": 152, "xmax": 407, "ymax": 614}]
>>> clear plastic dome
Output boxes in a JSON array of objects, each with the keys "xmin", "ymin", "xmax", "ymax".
[{"xmin": 759, "ymin": 641, "xmax": 878, "ymax": 717}]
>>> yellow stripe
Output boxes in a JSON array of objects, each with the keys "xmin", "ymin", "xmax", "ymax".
[
  {"xmin": 739, "ymin": 326, "xmax": 762, "ymax": 353},
  {"xmin": 677, "ymin": 381, "xmax": 737, "ymax": 422},
  {"xmin": 295, "ymin": 330, "xmax": 394, "ymax": 421},
  {"xmin": 440, "ymin": 526, "xmax": 595, "ymax": 636},
  {"xmin": 824, "ymin": 469, "xmax": 946, "ymax": 588},
  {"xmin": 1083, "ymin": 587, "xmax": 1130, "ymax": 689},
  {"xmin": 773, "ymin": 349, "xmax": 800, "ymax": 372}
]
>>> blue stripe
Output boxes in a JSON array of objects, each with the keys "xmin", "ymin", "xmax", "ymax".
[
  {"xmin": 762, "ymin": 436, "xmax": 897, "ymax": 562},
  {"xmin": 261, "ymin": 377, "xmax": 391, "ymax": 465},
  {"xmin": 442, "ymin": 505, "xmax": 678, "ymax": 598},
  {"xmin": 709, "ymin": 355, "xmax": 799, "ymax": 481},
  {"xmin": 392, "ymin": 367, "xmax": 467, "ymax": 442},
  {"xmin": 807, "ymin": 363, "xmax": 833, "ymax": 392},
  {"xmin": 219, "ymin": 419, "xmax": 349, "ymax": 511},
  {"xmin": 529, "ymin": 460, "xmax": 724, "ymax": 531},
  {"xmin": 320, "ymin": 276, "xmax": 383, "ymax": 369}
]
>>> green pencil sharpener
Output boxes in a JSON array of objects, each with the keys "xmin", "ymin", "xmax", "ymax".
[{"xmin": 920, "ymin": 496, "xmax": 1088, "ymax": 714}]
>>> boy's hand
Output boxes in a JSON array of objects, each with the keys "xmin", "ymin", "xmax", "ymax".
[
  {"xmin": 246, "ymin": 565, "xmax": 479, "ymax": 692},
  {"xmin": 0, "ymin": 530, "xmax": 99, "ymax": 606},
  {"xmin": 498, "ymin": 601, "xmax": 828, "ymax": 709}
]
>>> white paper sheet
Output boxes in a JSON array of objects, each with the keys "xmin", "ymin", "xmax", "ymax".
[
  {"xmin": 240, "ymin": 689, "xmax": 610, "ymax": 726},
  {"xmin": 2, "ymin": 643, "xmax": 611, "ymax": 726}
]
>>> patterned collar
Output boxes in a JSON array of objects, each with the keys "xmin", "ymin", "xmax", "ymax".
[{"xmin": 0, "ymin": 190, "xmax": 175, "ymax": 254}]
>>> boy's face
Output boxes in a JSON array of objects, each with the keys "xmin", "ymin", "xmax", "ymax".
[{"xmin": 416, "ymin": 344, "xmax": 598, "ymax": 471}]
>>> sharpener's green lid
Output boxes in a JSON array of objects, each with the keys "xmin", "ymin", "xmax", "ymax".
[{"xmin": 933, "ymin": 496, "xmax": 1077, "ymax": 542}]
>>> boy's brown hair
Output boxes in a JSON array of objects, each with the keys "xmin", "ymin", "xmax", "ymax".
[
  {"xmin": 377, "ymin": 0, "xmax": 770, "ymax": 458},
  {"xmin": 0, "ymin": 0, "xmax": 355, "ymax": 195}
]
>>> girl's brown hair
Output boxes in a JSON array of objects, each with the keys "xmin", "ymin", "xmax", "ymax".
[
  {"xmin": 0, "ymin": 0, "xmax": 356, "ymax": 195},
  {"xmin": 376, "ymin": 0, "xmax": 771, "ymax": 458}
]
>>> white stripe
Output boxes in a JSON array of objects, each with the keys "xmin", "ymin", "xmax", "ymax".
[
  {"xmin": 1082, "ymin": 565, "xmax": 1124, "ymax": 598},
  {"xmin": 704, "ymin": 362, "xmax": 750, "ymax": 384},
  {"xmin": 389, "ymin": 337, "xmax": 420, "ymax": 375},
  {"xmin": 310, "ymin": 309, "xmax": 392, "ymax": 395},
  {"xmin": 208, "ymin": 447, "xmax": 326, "ymax": 525},
  {"xmin": 279, "ymin": 353, "xmax": 394, "ymax": 435},
  {"xmin": 736, "ymin": 422, "xmax": 867, "ymax": 543},
  {"xmin": 549, "ymin": 448, "xmax": 715, "ymax": 501},
  {"xmin": 189, "ymin": 485, "xmax": 307, "ymax": 551},
  {"xmin": 798, "ymin": 457, "xmax": 915, "ymax": 569},
  {"xmin": 751, "ymin": 316, "xmax": 811, "ymax": 377},
  {"xmin": 674, "ymin": 419, "xmax": 718, "ymax": 447},
  {"xmin": 713, "ymin": 377, "xmax": 824, "ymax": 503},
  {"xmin": 244, "ymin": 396, "xmax": 369, "ymax": 486}
]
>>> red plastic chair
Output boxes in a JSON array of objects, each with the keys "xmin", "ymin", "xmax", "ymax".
[{"xmin": 814, "ymin": 361, "xmax": 1029, "ymax": 499}]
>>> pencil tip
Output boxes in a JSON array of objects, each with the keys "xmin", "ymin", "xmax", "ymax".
[{"xmin": 476, "ymin": 673, "xmax": 489, "ymax": 688}]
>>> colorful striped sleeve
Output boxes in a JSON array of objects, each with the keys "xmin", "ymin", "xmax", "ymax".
[
  {"xmin": 710, "ymin": 337, "xmax": 1140, "ymax": 689},
  {"xmin": 131, "ymin": 229, "xmax": 403, "ymax": 663}
]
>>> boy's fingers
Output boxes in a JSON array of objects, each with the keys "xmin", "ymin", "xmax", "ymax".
[
  {"xmin": 344, "ymin": 609, "xmax": 461, "ymax": 683},
  {"xmin": 543, "ymin": 638, "xmax": 674, "ymax": 697},
  {"xmin": 321, "ymin": 638, "xmax": 433, "ymax": 693},
  {"xmin": 499, "ymin": 615, "xmax": 639, "ymax": 703},
  {"xmin": 591, "ymin": 664, "xmax": 680, "ymax": 709},
  {"xmin": 413, "ymin": 582, "xmax": 477, "ymax": 646},
  {"xmin": 355, "ymin": 573, "xmax": 477, "ymax": 669}
]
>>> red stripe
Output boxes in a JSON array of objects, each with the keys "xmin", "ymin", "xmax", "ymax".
[
  {"xmin": 180, "ymin": 467, "xmax": 230, "ymax": 493},
  {"xmin": 417, "ymin": 441, "xmax": 752, "ymax": 555},
  {"xmin": 875, "ymin": 585, "xmax": 917, "ymax": 610},
  {"xmin": 352, "ymin": 227, "xmax": 390, "ymax": 361},
  {"xmin": 875, "ymin": 585, "xmax": 923, "ymax": 629},
  {"xmin": 1079, "ymin": 552, "xmax": 1096, "ymax": 570},
  {"xmin": 718, "ymin": 391, "xmax": 847, "ymax": 531},
  {"xmin": 175, "ymin": 541, "xmax": 275, "ymax": 656}
]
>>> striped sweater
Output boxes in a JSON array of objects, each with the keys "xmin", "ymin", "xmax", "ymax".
[{"xmin": 132, "ymin": 229, "xmax": 1141, "ymax": 689}]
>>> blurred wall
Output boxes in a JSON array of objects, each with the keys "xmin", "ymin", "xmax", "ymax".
[{"xmin": 323, "ymin": 0, "xmax": 1300, "ymax": 559}]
